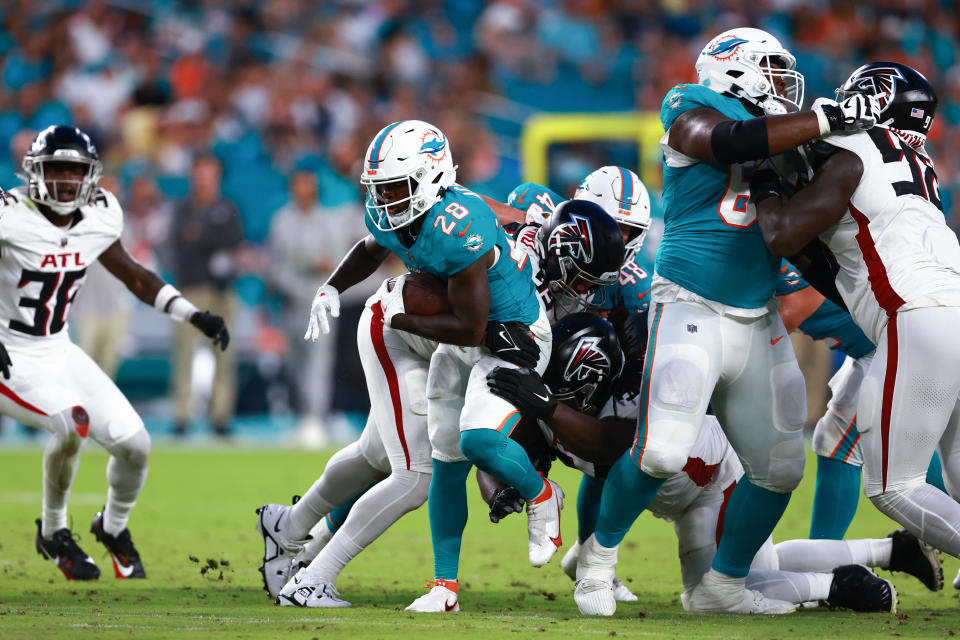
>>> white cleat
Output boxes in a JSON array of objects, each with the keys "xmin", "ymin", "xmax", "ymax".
[
  {"xmin": 527, "ymin": 478, "xmax": 564, "ymax": 567},
  {"xmin": 255, "ymin": 502, "xmax": 309, "ymax": 599},
  {"xmin": 405, "ymin": 580, "xmax": 460, "ymax": 612},
  {"xmin": 574, "ymin": 535, "xmax": 618, "ymax": 616},
  {"xmin": 612, "ymin": 576, "xmax": 639, "ymax": 602},
  {"xmin": 684, "ymin": 569, "xmax": 795, "ymax": 614},
  {"xmin": 276, "ymin": 568, "xmax": 352, "ymax": 607},
  {"xmin": 562, "ymin": 538, "xmax": 637, "ymax": 602}
]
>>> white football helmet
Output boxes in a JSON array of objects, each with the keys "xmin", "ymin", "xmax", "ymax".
[
  {"xmin": 695, "ymin": 28, "xmax": 804, "ymax": 115},
  {"xmin": 574, "ymin": 166, "xmax": 650, "ymax": 263},
  {"xmin": 361, "ymin": 120, "xmax": 457, "ymax": 231}
]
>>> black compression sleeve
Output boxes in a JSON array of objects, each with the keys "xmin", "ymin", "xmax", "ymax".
[
  {"xmin": 789, "ymin": 239, "xmax": 849, "ymax": 311},
  {"xmin": 710, "ymin": 117, "xmax": 770, "ymax": 164}
]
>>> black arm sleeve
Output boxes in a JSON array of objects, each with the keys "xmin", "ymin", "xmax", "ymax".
[
  {"xmin": 788, "ymin": 238, "xmax": 848, "ymax": 311},
  {"xmin": 710, "ymin": 117, "xmax": 770, "ymax": 164}
]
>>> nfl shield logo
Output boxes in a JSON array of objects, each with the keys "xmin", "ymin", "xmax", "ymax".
[
  {"xmin": 60, "ymin": 237, "xmax": 68, "ymax": 247},
  {"xmin": 687, "ymin": 324, "xmax": 698, "ymax": 333}
]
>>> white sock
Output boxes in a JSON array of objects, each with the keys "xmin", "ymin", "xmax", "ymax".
[
  {"xmin": 287, "ymin": 441, "xmax": 387, "ymax": 540},
  {"xmin": 101, "ymin": 429, "xmax": 151, "ymax": 536},
  {"xmin": 41, "ymin": 431, "xmax": 84, "ymax": 538},
  {"xmin": 746, "ymin": 570, "xmax": 833, "ymax": 603},
  {"xmin": 774, "ymin": 538, "xmax": 892, "ymax": 573},
  {"xmin": 306, "ymin": 469, "xmax": 430, "ymax": 584}
]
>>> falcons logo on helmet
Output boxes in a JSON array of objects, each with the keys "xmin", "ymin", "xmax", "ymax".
[
  {"xmin": 563, "ymin": 336, "xmax": 611, "ymax": 382},
  {"xmin": 847, "ymin": 65, "xmax": 905, "ymax": 111},
  {"xmin": 548, "ymin": 213, "xmax": 594, "ymax": 262}
]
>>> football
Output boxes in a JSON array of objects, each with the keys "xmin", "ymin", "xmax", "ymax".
[{"xmin": 388, "ymin": 272, "xmax": 452, "ymax": 316}]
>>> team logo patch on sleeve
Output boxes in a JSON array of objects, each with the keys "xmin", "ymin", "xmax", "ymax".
[{"xmin": 464, "ymin": 234, "xmax": 483, "ymax": 252}]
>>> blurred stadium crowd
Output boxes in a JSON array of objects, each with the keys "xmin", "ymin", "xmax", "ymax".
[{"xmin": 1, "ymin": 0, "xmax": 957, "ymax": 438}]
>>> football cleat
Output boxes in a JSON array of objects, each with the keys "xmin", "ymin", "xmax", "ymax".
[
  {"xmin": 255, "ymin": 501, "xmax": 309, "ymax": 599},
  {"xmin": 826, "ymin": 564, "xmax": 897, "ymax": 613},
  {"xmin": 887, "ymin": 528, "xmax": 943, "ymax": 591},
  {"xmin": 574, "ymin": 535, "xmax": 618, "ymax": 616},
  {"xmin": 405, "ymin": 579, "xmax": 460, "ymax": 612},
  {"xmin": 35, "ymin": 519, "xmax": 100, "ymax": 581},
  {"xmin": 685, "ymin": 569, "xmax": 796, "ymax": 614},
  {"xmin": 276, "ymin": 568, "xmax": 352, "ymax": 608},
  {"xmin": 90, "ymin": 511, "xmax": 146, "ymax": 579},
  {"xmin": 527, "ymin": 477, "xmax": 564, "ymax": 567},
  {"xmin": 562, "ymin": 538, "xmax": 637, "ymax": 602}
]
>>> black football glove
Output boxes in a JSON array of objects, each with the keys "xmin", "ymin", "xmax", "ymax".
[
  {"xmin": 486, "ymin": 366, "xmax": 557, "ymax": 421},
  {"xmin": 190, "ymin": 311, "xmax": 230, "ymax": 351},
  {"xmin": 0, "ymin": 340, "xmax": 11, "ymax": 379},
  {"xmin": 488, "ymin": 486, "xmax": 525, "ymax": 523},
  {"xmin": 483, "ymin": 321, "xmax": 539, "ymax": 368},
  {"xmin": 749, "ymin": 168, "xmax": 782, "ymax": 205}
]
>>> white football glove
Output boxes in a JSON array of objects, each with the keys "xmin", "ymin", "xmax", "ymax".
[
  {"xmin": 304, "ymin": 284, "xmax": 340, "ymax": 341},
  {"xmin": 378, "ymin": 275, "xmax": 406, "ymax": 328},
  {"xmin": 812, "ymin": 94, "xmax": 881, "ymax": 136}
]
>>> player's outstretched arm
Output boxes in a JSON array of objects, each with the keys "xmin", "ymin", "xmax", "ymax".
[
  {"xmin": 668, "ymin": 95, "xmax": 878, "ymax": 165},
  {"xmin": 390, "ymin": 250, "xmax": 492, "ymax": 346},
  {"xmin": 480, "ymin": 194, "xmax": 526, "ymax": 227},
  {"xmin": 776, "ymin": 286, "xmax": 826, "ymax": 334},
  {"xmin": 98, "ymin": 240, "xmax": 230, "ymax": 350},
  {"xmin": 753, "ymin": 149, "xmax": 863, "ymax": 257}
]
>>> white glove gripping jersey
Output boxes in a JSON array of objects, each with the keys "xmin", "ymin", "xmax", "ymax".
[
  {"xmin": 819, "ymin": 128, "xmax": 960, "ymax": 343},
  {"xmin": 0, "ymin": 187, "xmax": 122, "ymax": 350}
]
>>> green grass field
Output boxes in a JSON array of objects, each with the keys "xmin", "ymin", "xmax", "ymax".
[{"xmin": 0, "ymin": 445, "xmax": 957, "ymax": 639}]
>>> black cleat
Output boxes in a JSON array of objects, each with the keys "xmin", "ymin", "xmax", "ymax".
[
  {"xmin": 826, "ymin": 564, "xmax": 897, "ymax": 613},
  {"xmin": 91, "ymin": 511, "xmax": 146, "ymax": 579},
  {"xmin": 887, "ymin": 528, "xmax": 943, "ymax": 591},
  {"xmin": 35, "ymin": 518, "xmax": 100, "ymax": 581}
]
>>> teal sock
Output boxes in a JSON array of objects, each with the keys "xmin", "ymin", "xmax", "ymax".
[
  {"xmin": 459, "ymin": 429, "xmax": 544, "ymax": 500},
  {"xmin": 429, "ymin": 459, "xmax": 471, "ymax": 580},
  {"xmin": 594, "ymin": 450, "xmax": 664, "ymax": 548},
  {"xmin": 712, "ymin": 478, "xmax": 790, "ymax": 578},
  {"xmin": 809, "ymin": 455, "xmax": 861, "ymax": 539},
  {"xmin": 927, "ymin": 450, "xmax": 946, "ymax": 492},
  {"xmin": 577, "ymin": 474, "xmax": 604, "ymax": 542}
]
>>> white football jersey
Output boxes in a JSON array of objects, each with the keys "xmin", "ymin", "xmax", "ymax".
[
  {"xmin": 0, "ymin": 187, "xmax": 122, "ymax": 350},
  {"xmin": 819, "ymin": 128, "xmax": 960, "ymax": 343},
  {"xmin": 511, "ymin": 223, "xmax": 555, "ymax": 315}
]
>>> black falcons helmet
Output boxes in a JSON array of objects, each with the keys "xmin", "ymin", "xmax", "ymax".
[
  {"xmin": 835, "ymin": 61, "xmax": 937, "ymax": 144},
  {"xmin": 543, "ymin": 312, "xmax": 624, "ymax": 416},
  {"xmin": 539, "ymin": 199, "xmax": 624, "ymax": 312},
  {"xmin": 22, "ymin": 125, "xmax": 102, "ymax": 216}
]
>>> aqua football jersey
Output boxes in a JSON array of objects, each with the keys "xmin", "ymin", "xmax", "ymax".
[
  {"xmin": 776, "ymin": 260, "xmax": 875, "ymax": 359},
  {"xmin": 365, "ymin": 184, "xmax": 540, "ymax": 325},
  {"xmin": 507, "ymin": 182, "xmax": 564, "ymax": 221},
  {"xmin": 590, "ymin": 250, "xmax": 654, "ymax": 313},
  {"xmin": 657, "ymin": 83, "xmax": 780, "ymax": 308}
]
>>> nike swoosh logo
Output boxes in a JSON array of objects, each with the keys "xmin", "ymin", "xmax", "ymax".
[
  {"xmin": 533, "ymin": 392, "xmax": 550, "ymax": 402},
  {"xmin": 516, "ymin": 188, "xmax": 530, "ymax": 205},
  {"xmin": 770, "ymin": 335, "xmax": 785, "ymax": 345},
  {"xmin": 498, "ymin": 330, "xmax": 518, "ymax": 350},
  {"xmin": 549, "ymin": 534, "xmax": 562, "ymax": 548},
  {"xmin": 113, "ymin": 555, "xmax": 135, "ymax": 578},
  {"xmin": 273, "ymin": 512, "xmax": 284, "ymax": 534},
  {"xmin": 457, "ymin": 220, "xmax": 472, "ymax": 237},
  {"xmin": 445, "ymin": 599, "xmax": 458, "ymax": 611}
]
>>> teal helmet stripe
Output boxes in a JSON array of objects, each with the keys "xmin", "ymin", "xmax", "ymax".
[
  {"xmin": 368, "ymin": 121, "xmax": 404, "ymax": 170},
  {"xmin": 617, "ymin": 166, "xmax": 633, "ymax": 213}
]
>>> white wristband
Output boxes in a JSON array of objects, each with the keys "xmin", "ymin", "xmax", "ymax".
[
  {"xmin": 154, "ymin": 283, "xmax": 199, "ymax": 322},
  {"xmin": 168, "ymin": 296, "xmax": 199, "ymax": 322},
  {"xmin": 814, "ymin": 107, "xmax": 832, "ymax": 137}
]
